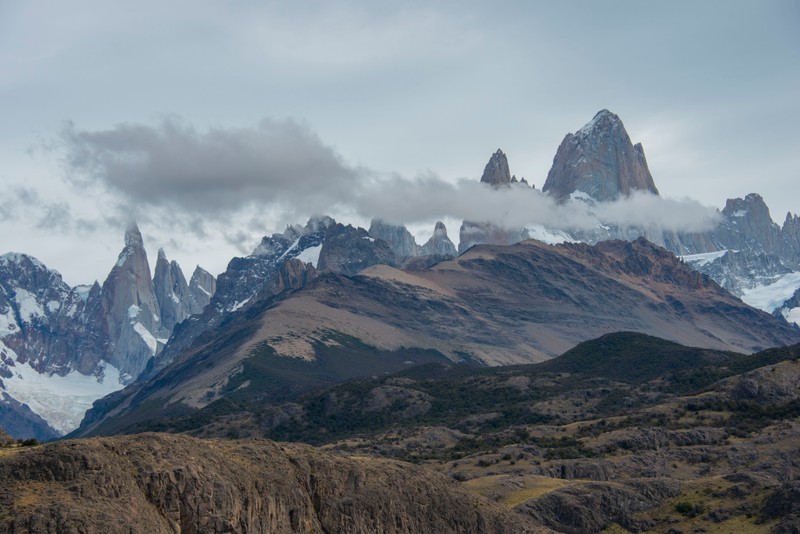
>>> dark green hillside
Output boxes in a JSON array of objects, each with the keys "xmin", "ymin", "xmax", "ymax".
[{"xmin": 121, "ymin": 333, "xmax": 800, "ymax": 450}]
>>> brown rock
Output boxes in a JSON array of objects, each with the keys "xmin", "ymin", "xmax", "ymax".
[{"xmin": 0, "ymin": 433, "xmax": 542, "ymax": 533}]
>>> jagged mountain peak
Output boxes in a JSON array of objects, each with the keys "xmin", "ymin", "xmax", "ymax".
[
  {"xmin": 123, "ymin": 221, "xmax": 143, "ymax": 249},
  {"xmin": 421, "ymin": 220, "xmax": 456, "ymax": 257},
  {"xmin": 575, "ymin": 108, "xmax": 625, "ymax": 137},
  {"xmin": 480, "ymin": 149, "xmax": 511, "ymax": 187},
  {"xmin": 722, "ymin": 193, "xmax": 770, "ymax": 217},
  {"xmin": 542, "ymin": 109, "xmax": 659, "ymax": 202}
]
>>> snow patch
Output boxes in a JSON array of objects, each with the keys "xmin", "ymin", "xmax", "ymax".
[
  {"xmin": 116, "ymin": 249, "xmax": 132, "ymax": 267},
  {"xmin": 14, "ymin": 289, "xmax": 44, "ymax": 323},
  {"xmin": 133, "ymin": 322, "xmax": 158, "ymax": 354},
  {"xmin": 230, "ymin": 297, "xmax": 251, "ymax": 312},
  {"xmin": 732, "ymin": 210, "xmax": 748, "ymax": 218},
  {"xmin": 679, "ymin": 249, "xmax": 729, "ymax": 267},
  {"xmin": 74, "ymin": 285, "xmax": 93, "ymax": 301},
  {"xmin": 741, "ymin": 271, "xmax": 800, "ymax": 313},
  {"xmin": 276, "ymin": 237, "xmax": 302, "ymax": 263},
  {"xmin": 785, "ymin": 307, "xmax": 800, "ymax": 326},
  {"xmin": 568, "ymin": 190, "xmax": 597, "ymax": 205},
  {"xmin": 295, "ymin": 244, "xmax": 323, "ymax": 268},
  {"xmin": 362, "ymin": 236, "xmax": 376, "ymax": 242},
  {"xmin": 127, "ymin": 304, "xmax": 141, "ymax": 319},
  {"xmin": 193, "ymin": 284, "xmax": 212, "ymax": 297},
  {"xmin": 524, "ymin": 225, "xmax": 577, "ymax": 245},
  {"xmin": 46, "ymin": 300, "xmax": 61, "ymax": 313},
  {"xmin": 0, "ymin": 341, "xmax": 125, "ymax": 434}
]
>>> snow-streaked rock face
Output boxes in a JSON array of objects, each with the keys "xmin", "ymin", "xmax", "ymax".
[
  {"xmin": 0, "ymin": 253, "xmax": 119, "ymax": 439},
  {"xmin": 188, "ymin": 265, "xmax": 216, "ymax": 314},
  {"xmin": 542, "ymin": 110, "xmax": 659, "ymax": 202},
  {"xmin": 0, "ymin": 226, "xmax": 215, "ymax": 438},
  {"xmin": 675, "ymin": 196, "xmax": 800, "ymax": 307},
  {"xmin": 141, "ymin": 217, "xmax": 397, "ymax": 382},
  {"xmin": 153, "ymin": 249, "xmax": 194, "ymax": 333},
  {"xmin": 99, "ymin": 223, "xmax": 167, "ymax": 379}
]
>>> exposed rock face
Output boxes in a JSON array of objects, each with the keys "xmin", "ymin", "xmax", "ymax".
[
  {"xmin": 153, "ymin": 249, "xmax": 193, "ymax": 333},
  {"xmin": 685, "ymin": 249, "xmax": 792, "ymax": 295},
  {"xmin": 420, "ymin": 221, "xmax": 457, "ymax": 257},
  {"xmin": 542, "ymin": 109, "xmax": 659, "ymax": 202},
  {"xmin": 368, "ymin": 219, "xmax": 420, "ymax": 258},
  {"xmin": 0, "ymin": 433, "xmax": 540, "ymax": 534},
  {"xmin": 318, "ymin": 224, "xmax": 398, "ymax": 276},
  {"xmin": 100, "ymin": 223, "xmax": 167, "ymax": 379},
  {"xmin": 188, "ymin": 266, "xmax": 216, "ymax": 314},
  {"xmin": 480, "ymin": 149, "xmax": 512, "ymax": 187},
  {"xmin": 782, "ymin": 212, "xmax": 800, "ymax": 266},
  {"xmin": 678, "ymin": 196, "xmax": 800, "ymax": 301},
  {"xmin": 0, "ymin": 254, "xmax": 104, "ymax": 439},
  {"xmin": 0, "ymin": 253, "xmax": 96, "ymax": 375},
  {"xmin": 516, "ymin": 478, "xmax": 680, "ymax": 534},
  {"xmin": 714, "ymin": 194, "xmax": 782, "ymax": 256}
]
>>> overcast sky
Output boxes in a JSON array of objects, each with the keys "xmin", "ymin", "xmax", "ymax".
[{"xmin": 1, "ymin": 0, "xmax": 798, "ymax": 285}]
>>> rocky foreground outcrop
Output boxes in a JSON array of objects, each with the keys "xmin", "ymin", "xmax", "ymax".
[{"xmin": 0, "ymin": 433, "xmax": 542, "ymax": 534}]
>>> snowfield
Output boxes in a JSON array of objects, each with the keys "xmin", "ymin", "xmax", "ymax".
[
  {"xmin": 741, "ymin": 271, "xmax": 800, "ymax": 314},
  {"xmin": 1, "ymin": 341, "xmax": 125, "ymax": 434}
]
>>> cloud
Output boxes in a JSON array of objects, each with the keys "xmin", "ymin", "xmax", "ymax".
[
  {"xmin": 58, "ymin": 117, "xmax": 721, "ymax": 238},
  {"xmin": 60, "ymin": 117, "xmax": 362, "ymax": 217}
]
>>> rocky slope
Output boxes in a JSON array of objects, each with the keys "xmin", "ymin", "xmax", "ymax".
[
  {"xmin": 242, "ymin": 333, "xmax": 800, "ymax": 534},
  {"xmin": 0, "ymin": 433, "xmax": 542, "ymax": 534},
  {"xmin": 70, "ymin": 238, "xmax": 799, "ymax": 438},
  {"xmin": 51, "ymin": 334, "xmax": 800, "ymax": 533}
]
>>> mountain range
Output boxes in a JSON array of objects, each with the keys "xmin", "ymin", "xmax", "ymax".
[
  {"xmin": 3, "ymin": 109, "xmax": 800, "ymax": 440},
  {"xmin": 3, "ymin": 108, "xmax": 800, "ymax": 533},
  {"xmin": 0, "ymin": 225, "xmax": 215, "ymax": 438}
]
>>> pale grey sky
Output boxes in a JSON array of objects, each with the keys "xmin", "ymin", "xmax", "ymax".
[{"xmin": 1, "ymin": 0, "xmax": 798, "ymax": 285}]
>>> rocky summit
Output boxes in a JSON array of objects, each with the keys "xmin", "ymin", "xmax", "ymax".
[
  {"xmin": 480, "ymin": 148, "xmax": 512, "ymax": 187},
  {"xmin": 420, "ymin": 221, "xmax": 457, "ymax": 257},
  {"xmin": 542, "ymin": 109, "xmax": 659, "ymax": 202}
]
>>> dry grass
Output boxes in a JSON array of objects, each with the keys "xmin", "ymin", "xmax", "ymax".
[{"xmin": 462, "ymin": 474, "xmax": 573, "ymax": 509}]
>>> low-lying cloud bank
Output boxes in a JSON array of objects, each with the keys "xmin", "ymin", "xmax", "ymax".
[{"xmin": 58, "ymin": 117, "xmax": 721, "ymax": 237}]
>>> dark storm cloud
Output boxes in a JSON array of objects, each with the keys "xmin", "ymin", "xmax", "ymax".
[
  {"xmin": 58, "ymin": 117, "xmax": 720, "ymax": 234},
  {"xmin": 60, "ymin": 117, "xmax": 362, "ymax": 216}
]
